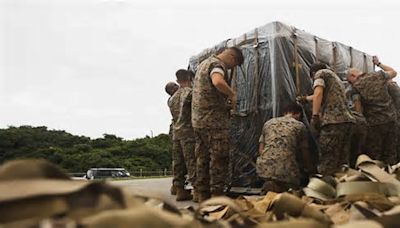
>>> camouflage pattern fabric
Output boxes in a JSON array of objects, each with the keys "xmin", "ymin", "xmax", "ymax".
[
  {"xmin": 351, "ymin": 71, "xmax": 397, "ymax": 164},
  {"xmin": 171, "ymin": 86, "xmax": 196, "ymax": 188},
  {"xmin": 256, "ymin": 115, "xmax": 309, "ymax": 187},
  {"xmin": 173, "ymin": 87, "xmax": 195, "ymax": 140},
  {"xmin": 318, "ymin": 123, "xmax": 353, "ymax": 175},
  {"xmin": 388, "ymin": 81, "xmax": 400, "ymax": 161},
  {"xmin": 364, "ymin": 121, "xmax": 397, "ymax": 165},
  {"xmin": 192, "ymin": 55, "xmax": 231, "ymax": 129},
  {"xmin": 352, "ymin": 70, "xmax": 396, "ymax": 126},
  {"xmin": 194, "ymin": 128, "xmax": 230, "ymax": 195},
  {"xmin": 168, "ymin": 89, "xmax": 183, "ymax": 124},
  {"xmin": 349, "ymin": 111, "xmax": 367, "ymax": 167},
  {"xmin": 172, "ymin": 138, "xmax": 196, "ymax": 188},
  {"xmin": 313, "ymin": 69, "xmax": 355, "ymax": 127}
]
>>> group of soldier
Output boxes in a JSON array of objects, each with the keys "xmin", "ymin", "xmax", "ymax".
[{"xmin": 165, "ymin": 46, "xmax": 399, "ymax": 203}]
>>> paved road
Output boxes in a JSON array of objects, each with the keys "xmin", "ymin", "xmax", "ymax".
[{"xmin": 111, "ymin": 177, "xmax": 197, "ymax": 208}]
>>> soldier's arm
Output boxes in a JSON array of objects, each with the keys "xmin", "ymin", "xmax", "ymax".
[
  {"xmin": 354, "ymin": 99, "xmax": 363, "ymax": 113},
  {"xmin": 312, "ymin": 86, "xmax": 323, "ymax": 116},
  {"xmin": 258, "ymin": 131, "xmax": 265, "ymax": 155},
  {"xmin": 259, "ymin": 143, "xmax": 265, "ymax": 156},
  {"xmin": 373, "ymin": 56, "xmax": 397, "ymax": 79},
  {"xmin": 306, "ymin": 95, "xmax": 314, "ymax": 102},
  {"xmin": 211, "ymin": 72, "xmax": 235, "ymax": 99}
]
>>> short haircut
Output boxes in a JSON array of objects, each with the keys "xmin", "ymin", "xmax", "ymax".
[
  {"xmin": 283, "ymin": 103, "xmax": 303, "ymax": 115},
  {"xmin": 347, "ymin": 68, "xmax": 362, "ymax": 77},
  {"xmin": 175, "ymin": 69, "xmax": 194, "ymax": 81},
  {"xmin": 227, "ymin": 47, "xmax": 244, "ymax": 65},
  {"xmin": 309, "ymin": 62, "xmax": 329, "ymax": 78},
  {"xmin": 165, "ymin": 82, "xmax": 178, "ymax": 96}
]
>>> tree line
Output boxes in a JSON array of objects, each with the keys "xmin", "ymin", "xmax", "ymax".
[{"xmin": 0, "ymin": 126, "xmax": 172, "ymax": 173}]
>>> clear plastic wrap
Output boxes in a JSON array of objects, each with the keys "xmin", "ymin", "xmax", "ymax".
[{"xmin": 188, "ymin": 21, "xmax": 374, "ymax": 187}]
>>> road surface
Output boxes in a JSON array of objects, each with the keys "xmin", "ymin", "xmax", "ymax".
[{"xmin": 111, "ymin": 177, "xmax": 197, "ymax": 208}]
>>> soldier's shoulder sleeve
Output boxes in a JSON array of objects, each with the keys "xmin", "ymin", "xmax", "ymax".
[
  {"xmin": 209, "ymin": 62, "xmax": 226, "ymax": 76},
  {"xmin": 313, "ymin": 78, "xmax": 325, "ymax": 89}
]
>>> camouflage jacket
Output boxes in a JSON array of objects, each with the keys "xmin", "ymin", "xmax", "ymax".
[
  {"xmin": 173, "ymin": 87, "xmax": 195, "ymax": 140},
  {"xmin": 352, "ymin": 71, "xmax": 396, "ymax": 125},
  {"xmin": 388, "ymin": 81, "xmax": 400, "ymax": 121},
  {"xmin": 256, "ymin": 115, "xmax": 309, "ymax": 185},
  {"xmin": 192, "ymin": 55, "xmax": 231, "ymax": 129},
  {"xmin": 313, "ymin": 69, "xmax": 355, "ymax": 126},
  {"xmin": 168, "ymin": 90, "xmax": 182, "ymax": 140}
]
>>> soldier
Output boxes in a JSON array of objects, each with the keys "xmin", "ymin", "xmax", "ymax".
[
  {"xmin": 309, "ymin": 63, "xmax": 355, "ymax": 175},
  {"xmin": 257, "ymin": 103, "xmax": 315, "ymax": 193},
  {"xmin": 165, "ymin": 81, "xmax": 179, "ymax": 196},
  {"xmin": 192, "ymin": 47, "xmax": 244, "ymax": 202},
  {"xmin": 347, "ymin": 56, "xmax": 398, "ymax": 164},
  {"xmin": 172, "ymin": 69, "xmax": 196, "ymax": 201}
]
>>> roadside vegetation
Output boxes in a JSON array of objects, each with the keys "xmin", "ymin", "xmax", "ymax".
[{"xmin": 0, "ymin": 126, "xmax": 172, "ymax": 173}]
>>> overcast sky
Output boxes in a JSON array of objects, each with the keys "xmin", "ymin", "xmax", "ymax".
[{"xmin": 1, "ymin": 0, "xmax": 399, "ymax": 139}]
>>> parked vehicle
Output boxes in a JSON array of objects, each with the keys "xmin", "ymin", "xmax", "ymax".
[{"xmin": 85, "ymin": 168, "xmax": 130, "ymax": 180}]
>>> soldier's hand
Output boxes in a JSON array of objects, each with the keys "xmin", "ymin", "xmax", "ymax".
[
  {"xmin": 296, "ymin": 95, "xmax": 308, "ymax": 104},
  {"xmin": 372, "ymin": 56, "xmax": 380, "ymax": 65}
]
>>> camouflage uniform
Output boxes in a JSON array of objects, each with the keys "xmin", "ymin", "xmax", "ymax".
[
  {"xmin": 168, "ymin": 89, "xmax": 189, "ymax": 188},
  {"xmin": 256, "ymin": 115, "xmax": 310, "ymax": 191},
  {"xmin": 349, "ymin": 111, "xmax": 367, "ymax": 167},
  {"xmin": 192, "ymin": 55, "xmax": 231, "ymax": 195},
  {"xmin": 313, "ymin": 69, "xmax": 355, "ymax": 175},
  {"xmin": 346, "ymin": 86, "xmax": 368, "ymax": 167},
  {"xmin": 388, "ymin": 81, "xmax": 400, "ymax": 161},
  {"xmin": 173, "ymin": 87, "xmax": 196, "ymax": 187},
  {"xmin": 352, "ymin": 71, "xmax": 397, "ymax": 164}
]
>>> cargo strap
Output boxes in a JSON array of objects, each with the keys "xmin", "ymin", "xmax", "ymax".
[
  {"xmin": 252, "ymin": 28, "xmax": 260, "ymax": 114},
  {"xmin": 363, "ymin": 53, "xmax": 368, "ymax": 72},
  {"xmin": 349, "ymin": 47, "xmax": 353, "ymax": 68},
  {"xmin": 272, "ymin": 193, "xmax": 333, "ymax": 224},
  {"xmin": 303, "ymin": 177, "xmax": 336, "ymax": 201},
  {"xmin": 332, "ymin": 42, "xmax": 338, "ymax": 73},
  {"xmin": 356, "ymin": 154, "xmax": 400, "ymax": 189},
  {"xmin": 292, "ymin": 31, "xmax": 301, "ymax": 96},
  {"xmin": 314, "ymin": 36, "xmax": 319, "ymax": 62},
  {"xmin": 336, "ymin": 182, "xmax": 399, "ymax": 197}
]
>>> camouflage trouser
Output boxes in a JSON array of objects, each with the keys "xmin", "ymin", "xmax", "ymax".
[
  {"xmin": 364, "ymin": 121, "xmax": 397, "ymax": 165},
  {"xmin": 194, "ymin": 128, "xmax": 230, "ymax": 195},
  {"xmin": 172, "ymin": 138, "xmax": 196, "ymax": 188},
  {"xmin": 318, "ymin": 123, "xmax": 353, "ymax": 175},
  {"xmin": 349, "ymin": 115, "xmax": 367, "ymax": 167}
]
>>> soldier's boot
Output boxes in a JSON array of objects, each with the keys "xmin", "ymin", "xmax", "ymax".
[
  {"xmin": 170, "ymin": 185, "xmax": 177, "ymax": 195},
  {"xmin": 176, "ymin": 188, "xmax": 192, "ymax": 201},
  {"xmin": 198, "ymin": 192, "xmax": 211, "ymax": 203}
]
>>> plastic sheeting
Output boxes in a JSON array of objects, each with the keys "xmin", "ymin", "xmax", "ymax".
[{"xmin": 188, "ymin": 21, "xmax": 374, "ymax": 187}]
